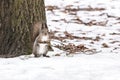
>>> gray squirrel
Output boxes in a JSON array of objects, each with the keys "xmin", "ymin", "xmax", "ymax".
[{"xmin": 32, "ymin": 22, "xmax": 52, "ymax": 57}]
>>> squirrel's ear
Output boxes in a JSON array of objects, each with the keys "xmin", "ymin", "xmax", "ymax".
[
  {"xmin": 44, "ymin": 23, "xmax": 48, "ymax": 28},
  {"xmin": 41, "ymin": 23, "xmax": 44, "ymax": 29}
]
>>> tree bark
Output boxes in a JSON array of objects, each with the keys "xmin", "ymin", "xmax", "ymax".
[{"xmin": 0, "ymin": 0, "xmax": 46, "ymax": 58}]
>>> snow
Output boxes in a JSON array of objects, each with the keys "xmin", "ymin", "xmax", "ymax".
[
  {"xmin": 0, "ymin": 0, "xmax": 120, "ymax": 80},
  {"xmin": 0, "ymin": 53, "xmax": 120, "ymax": 80}
]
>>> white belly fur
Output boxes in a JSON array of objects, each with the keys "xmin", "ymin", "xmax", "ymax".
[{"xmin": 37, "ymin": 43, "xmax": 48, "ymax": 55}]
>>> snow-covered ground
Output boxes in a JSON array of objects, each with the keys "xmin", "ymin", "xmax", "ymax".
[
  {"xmin": 0, "ymin": 53, "xmax": 120, "ymax": 80},
  {"xmin": 0, "ymin": 0, "xmax": 120, "ymax": 80}
]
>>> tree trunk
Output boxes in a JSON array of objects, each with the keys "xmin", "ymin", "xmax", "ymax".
[{"xmin": 0, "ymin": 0, "xmax": 46, "ymax": 58}]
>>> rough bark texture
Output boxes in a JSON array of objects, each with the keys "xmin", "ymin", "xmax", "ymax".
[{"xmin": 0, "ymin": 0, "xmax": 46, "ymax": 58}]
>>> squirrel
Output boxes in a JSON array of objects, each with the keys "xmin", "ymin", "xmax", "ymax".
[{"xmin": 32, "ymin": 22, "xmax": 52, "ymax": 57}]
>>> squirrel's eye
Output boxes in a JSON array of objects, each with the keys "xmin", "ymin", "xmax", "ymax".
[{"xmin": 37, "ymin": 43, "xmax": 39, "ymax": 46}]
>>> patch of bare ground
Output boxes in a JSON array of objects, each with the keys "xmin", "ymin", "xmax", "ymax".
[{"xmin": 50, "ymin": 31, "xmax": 101, "ymax": 55}]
